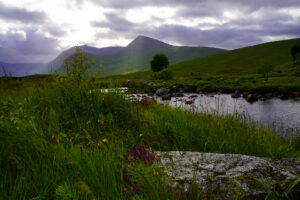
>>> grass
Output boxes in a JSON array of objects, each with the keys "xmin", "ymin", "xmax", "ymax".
[{"xmin": 0, "ymin": 75, "xmax": 300, "ymax": 199}]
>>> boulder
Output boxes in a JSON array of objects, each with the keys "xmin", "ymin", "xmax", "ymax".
[
  {"xmin": 280, "ymin": 94, "xmax": 288, "ymax": 100},
  {"xmin": 231, "ymin": 93, "xmax": 240, "ymax": 98},
  {"xmin": 246, "ymin": 94, "xmax": 258, "ymax": 103},
  {"xmin": 156, "ymin": 87, "xmax": 170, "ymax": 96},
  {"xmin": 195, "ymin": 88, "xmax": 203, "ymax": 94},
  {"xmin": 162, "ymin": 93, "xmax": 172, "ymax": 101},
  {"xmin": 141, "ymin": 97, "xmax": 155, "ymax": 105},
  {"xmin": 157, "ymin": 151, "xmax": 300, "ymax": 199},
  {"xmin": 173, "ymin": 93, "xmax": 184, "ymax": 97}
]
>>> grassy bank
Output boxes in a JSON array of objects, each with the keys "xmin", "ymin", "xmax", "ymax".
[{"xmin": 1, "ymin": 75, "xmax": 300, "ymax": 199}]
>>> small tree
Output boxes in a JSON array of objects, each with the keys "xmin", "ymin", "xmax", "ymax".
[
  {"xmin": 291, "ymin": 44, "xmax": 300, "ymax": 65},
  {"xmin": 258, "ymin": 64, "xmax": 274, "ymax": 81},
  {"xmin": 150, "ymin": 53, "xmax": 169, "ymax": 72}
]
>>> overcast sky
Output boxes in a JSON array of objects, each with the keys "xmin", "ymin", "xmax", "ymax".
[{"xmin": 0, "ymin": 0, "xmax": 300, "ymax": 63}]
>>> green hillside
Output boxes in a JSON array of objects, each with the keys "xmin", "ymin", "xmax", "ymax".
[
  {"xmin": 47, "ymin": 36, "xmax": 225, "ymax": 76},
  {"xmin": 90, "ymin": 36, "xmax": 225, "ymax": 76},
  {"xmin": 171, "ymin": 38, "xmax": 300, "ymax": 76}
]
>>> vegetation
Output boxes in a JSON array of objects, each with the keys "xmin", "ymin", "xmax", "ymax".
[
  {"xmin": 291, "ymin": 44, "xmax": 300, "ymax": 65},
  {"xmin": 1, "ymin": 47, "xmax": 300, "ymax": 199},
  {"xmin": 150, "ymin": 53, "xmax": 169, "ymax": 72},
  {"xmin": 257, "ymin": 64, "xmax": 274, "ymax": 80}
]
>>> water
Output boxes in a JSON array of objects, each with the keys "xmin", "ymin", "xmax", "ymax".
[{"xmin": 131, "ymin": 93, "xmax": 300, "ymax": 135}]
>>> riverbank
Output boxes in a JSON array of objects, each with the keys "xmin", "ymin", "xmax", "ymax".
[{"xmin": 1, "ymin": 76, "xmax": 300, "ymax": 199}]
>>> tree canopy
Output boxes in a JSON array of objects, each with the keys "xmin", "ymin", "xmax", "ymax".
[{"xmin": 150, "ymin": 53, "xmax": 169, "ymax": 72}]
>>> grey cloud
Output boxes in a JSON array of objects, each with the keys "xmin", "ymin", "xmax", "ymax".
[
  {"xmin": 92, "ymin": 12, "xmax": 139, "ymax": 32},
  {"xmin": 0, "ymin": 29, "xmax": 60, "ymax": 63},
  {"xmin": 0, "ymin": 2, "xmax": 47, "ymax": 24}
]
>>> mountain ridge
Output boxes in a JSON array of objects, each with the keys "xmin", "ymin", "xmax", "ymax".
[{"xmin": 46, "ymin": 35, "xmax": 226, "ymax": 76}]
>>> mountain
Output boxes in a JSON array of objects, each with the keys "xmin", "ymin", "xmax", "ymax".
[
  {"xmin": 46, "ymin": 45, "xmax": 124, "ymax": 73},
  {"xmin": 0, "ymin": 62, "xmax": 45, "ymax": 77},
  {"xmin": 171, "ymin": 38, "xmax": 300, "ymax": 75},
  {"xmin": 47, "ymin": 35, "xmax": 225, "ymax": 76}
]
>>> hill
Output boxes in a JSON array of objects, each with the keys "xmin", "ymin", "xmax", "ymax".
[
  {"xmin": 170, "ymin": 38, "xmax": 300, "ymax": 76},
  {"xmin": 0, "ymin": 62, "xmax": 45, "ymax": 77},
  {"xmin": 47, "ymin": 35, "xmax": 225, "ymax": 76},
  {"xmin": 45, "ymin": 45, "xmax": 124, "ymax": 73}
]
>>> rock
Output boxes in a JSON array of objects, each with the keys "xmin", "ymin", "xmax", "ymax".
[
  {"xmin": 195, "ymin": 88, "xmax": 202, "ymax": 94},
  {"xmin": 280, "ymin": 94, "xmax": 288, "ymax": 100},
  {"xmin": 292, "ymin": 91, "xmax": 300, "ymax": 97},
  {"xmin": 185, "ymin": 100, "xmax": 194, "ymax": 104},
  {"xmin": 231, "ymin": 93, "xmax": 240, "ymax": 98},
  {"xmin": 157, "ymin": 151, "xmax": 300, "ymax": 199},
  {"xmin": 141, "ymin": 97, "xmax": 155, "ymax": 105},
  {"xmin": 246, "ymin": 94, "xmax": 258, "ymax": 103},
  {"xmin": 156, "ymin": 87, "xmax": 170, "ymax": 96},
  {"xmin": 162, "ymin": 93, "xmax": 172, "ymax": 101},
  {"xmin": 173, "ymin": 93, "xmax": 184, "ymax": 97},
  {"xmin": 242, "ymin": 92, "xmax": 249, "ymax": 98}
]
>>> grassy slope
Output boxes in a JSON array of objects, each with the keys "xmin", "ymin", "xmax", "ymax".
[
  {"xmin": 171, "ymin": 38, "xmax": 300, "ymax": 76},
  {"xmin": 91, "ymin": 45, "xmax": 225, "ymax": 76}
]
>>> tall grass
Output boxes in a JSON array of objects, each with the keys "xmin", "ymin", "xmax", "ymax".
[{"xmin": 0, "ymin": 49, "xmax": 299, "ymax": 199}]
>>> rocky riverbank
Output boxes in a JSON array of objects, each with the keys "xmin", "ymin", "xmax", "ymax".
[{"xmin": 130, "ymin": 86, "xmax": 300, "ymax": 103}]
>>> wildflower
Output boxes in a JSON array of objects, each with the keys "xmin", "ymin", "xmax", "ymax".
[
  {"xmin": 155, "ymin": 155, "xmax": 160, "ymax": 161},
  {"xmin": 180, "ymin": 88, "xmax": 183, "ymax": 93},
  {"xmin": 124, "ymin": 187, "xmax": 128, "ymax": 192},
  {"xmin": 153, "ymin": 171, "xmax": 159, "ymax": 175},
  {"xmin": 126, "ymin": 80, "xmax": 130, "ymax": 83},
  {"xmin": 148, "ymin": 83, "xmax": 152, "ymax": 86},
  {"xmin": 235, "ymin": 89, "xmax": 239, "ymax": 94},
  {"xmin": 102, "ymin": 138, "xmax": 108, "ymax": 143},
  {"xmin": 153, "ymin": 83, "xmax": 156, "ymax": 86},
  {"xmin": 172, "ymin": 85, "xmax": 176, "ymax": 89}
]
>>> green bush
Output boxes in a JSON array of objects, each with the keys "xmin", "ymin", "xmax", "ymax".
[{"xmin": 151, "ymin": 69, "xmax": 173, "ymax": 80}]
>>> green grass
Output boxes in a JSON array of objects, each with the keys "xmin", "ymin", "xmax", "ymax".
[
  {"xmin": 171, "ymin": 38, "xmax": 300, "ymax": 76},
  {"xmin": 0, "ymin": 76, "xmax": 299, "ymax": 199}
]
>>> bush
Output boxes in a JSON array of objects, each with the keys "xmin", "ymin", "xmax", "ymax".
[{"xmin": 151, "ymin": 69, "xmax": 173, "ymax": 80}]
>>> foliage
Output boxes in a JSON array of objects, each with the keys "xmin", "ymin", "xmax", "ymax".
[
  {"xmin": 291, "ymin": 44, "xmax": 300, "ymax": 65},
  {"xmin": 257, "ymin": 64, "xmax": 274, "ymax": 80},
  {"xmin": 150, "ymin": 53, "xmax": 169, "ymax": 72},
  {"xmin": 151, "ymin": 69, "xmax": 173, "ymax": 80}
]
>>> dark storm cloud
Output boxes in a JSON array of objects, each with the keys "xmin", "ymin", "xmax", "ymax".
[
  {"xmin": 0, "ymin": 2, "xmax": 47, "ymax": 24},
  {"xmin": 0, "ymin": 29, "xmax": 60, "ymax": 63},
  {"xmin": 91, "ymin": 0, "xmax": 300, "ymax": 49}
]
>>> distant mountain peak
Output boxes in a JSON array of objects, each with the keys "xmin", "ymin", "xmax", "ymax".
[{"xmin": 127, "ymin": 35, "xmax": 170, "ymax": 49}]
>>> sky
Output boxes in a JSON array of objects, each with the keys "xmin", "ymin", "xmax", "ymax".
[{"xmin": 0, "ymin": 0, "xmax": 300, "ymax": 63}]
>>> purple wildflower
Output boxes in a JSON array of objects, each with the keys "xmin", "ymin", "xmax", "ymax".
[
  {"xmin": 153, "ymin": 83, "xmax": 156, "ymax": 86},
  {"xmin": 148, "ymin": 83, "xmax": 152, "ymax": 86},
  {"xmin": 235, "ymin": 89, "xmax": 239, "ymax": 94},
  {"xmin": 127, "ymin": 80, "xmax": 130, "ymax": 83},
  {"xmin": 172, "ymin": 85, "xmax": 176, "ymax": 89}
]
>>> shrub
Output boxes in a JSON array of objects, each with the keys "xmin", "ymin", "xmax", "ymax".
[{"xmin": 151, "ymin": 69, "xmax": 173, "ymax": 80}]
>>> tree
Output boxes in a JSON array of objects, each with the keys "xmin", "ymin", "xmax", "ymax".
[
  {"xmin": 150, "ymin": 53, "xmax": 169, "ymax": 72},
  {"xmin": 291, "ymin": 44, "xmax": 300, "ymax": 65},
  {"xmin": 257, "ymin": 64, "xmax": 274, "ymax": 81}
]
